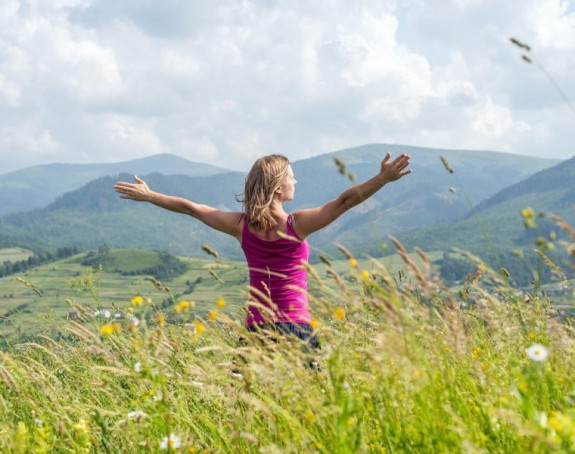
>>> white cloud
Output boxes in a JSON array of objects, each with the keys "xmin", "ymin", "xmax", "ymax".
[{"xmin": 0, "ymin": 0, "xmax": 574, "ymax": 174}]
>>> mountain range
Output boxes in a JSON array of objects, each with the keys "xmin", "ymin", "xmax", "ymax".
[
  {"xmin": 0, "ymin": 153, "xmax": 230, "ymax": 216},
  {"xmin": 395, "ymin": 154, "xmax": 575, "ymax": 265},
  {"xmin": 0, "ymin": 144, "xmax": 570, "ymax": 263}
]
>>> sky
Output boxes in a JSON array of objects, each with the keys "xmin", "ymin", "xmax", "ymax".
[{"xmin": 0, "ymin": 0, "xmax": 574, "ymax": 174}]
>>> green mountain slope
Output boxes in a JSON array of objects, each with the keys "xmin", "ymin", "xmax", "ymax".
[
  {"xmin": 0, "ymin": 154, "xmax": 231, "ymax": 216},
  {"xmin": 292, "ymin": 144, "xmax": 560, "ymax": 253},
  {"xmin": 0, "ymin": 144, "xmax": 562, "ymax": 260},
  {"xmin": 0, "ymin": 172, "xmax": 247, "ymax": 258},
  {"xmin": 395, "ymin": 156, "xmax": 575, "ymax": 275}
]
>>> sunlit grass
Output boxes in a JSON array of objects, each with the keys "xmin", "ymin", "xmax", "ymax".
[
  {"xmin": 0, "ymin": 247, "xmax": 34, "ymax": 263},
  {"xmin": 1, "ymin": 236, "xmax": 575, "ymax": 453}
]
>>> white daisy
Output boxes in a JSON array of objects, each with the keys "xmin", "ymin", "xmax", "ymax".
[
  {"xmin": 127, "ymin": 410, "xmax": 148, "ymax": 419},
  {"xmin": 160, "ymin": 433, "xmax": 181, "ymax": 450},
  {"xmin": 134, "ymin": 362, "xmax": 142, "ymax": 373},
  {"xmin": 526, "ymin": 344, "xmax": 548, "ymax": 362}
]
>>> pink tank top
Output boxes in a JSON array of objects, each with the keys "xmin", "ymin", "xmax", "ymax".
[{"xmin": 241, "ymin": 215, "xmax": 311, "ymax": 326}]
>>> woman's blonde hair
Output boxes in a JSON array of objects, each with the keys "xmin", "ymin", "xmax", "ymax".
[{"xmin": 238, "ymin": 154, "xmax": 290, "ymax": 231}]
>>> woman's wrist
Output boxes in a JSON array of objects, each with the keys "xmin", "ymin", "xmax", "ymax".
[{"xmin": 374, "ymin": 172, "xmax": 389, "ymax": 187}]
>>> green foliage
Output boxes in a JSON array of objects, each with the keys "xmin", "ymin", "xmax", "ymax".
[
  {"xmin": 0, "ymin": 243, "xmax": 574, "ymax": 452},
  {"xmin": 0, "ymin": 246, "xmax": 81, "ymax": 278},
  {"xmin": 80, "ymin": 247, "xmax": 189, "ymax": 281}
]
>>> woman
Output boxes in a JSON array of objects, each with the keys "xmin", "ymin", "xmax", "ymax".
[{"xmin": 114, "ymin": 152, "xmax": 411, "ymax": 348}]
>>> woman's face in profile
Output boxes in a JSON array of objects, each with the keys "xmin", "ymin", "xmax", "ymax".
[{"xmin": 279, "ymin": 165, "xmax": 297, "ymax": 201}]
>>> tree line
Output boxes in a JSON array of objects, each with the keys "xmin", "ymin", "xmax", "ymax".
[{"xmin": 0, "ymin": 246, "xmax": 82, "ymax": 278}]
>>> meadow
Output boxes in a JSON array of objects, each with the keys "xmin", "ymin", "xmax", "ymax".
[{"xmin": 0, "ymin": 231, "xmax": 574, "ymax": 453}]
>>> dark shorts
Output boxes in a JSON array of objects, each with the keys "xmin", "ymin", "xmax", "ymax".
[
  {"xmin": 237, "ymin": 322, "xmax": 321, "ymax": 371},
  {"xmin": 246, "ymin": 322, "xmax": 321, "ymax": 350}
]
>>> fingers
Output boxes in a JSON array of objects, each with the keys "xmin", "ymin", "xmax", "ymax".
[
  {"xmin": 388, "ymin": 153, "xmax": 410, "ymax": 169},
  {"xmin": 381, "ymin": 153, "xmax": 412, "ymax": 180},
  {"xmin": 114, "ymin": 182, "xmax": 132, "ymax": 192},
  {"xmin": 134, "ymin": 175, "xmax": 144, "ymax": 183}
]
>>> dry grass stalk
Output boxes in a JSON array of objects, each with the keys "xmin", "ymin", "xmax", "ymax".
[
  {"xmin": 551, "ymin": 214, "xmax": 575, "ymax": 242},
  {"xmin": 388, "ymin": 235, "xmax": 437, "ymax": 296},
  {"xmin": 326, "ymin": 267, "xmax": 347, "ymax": 293}
]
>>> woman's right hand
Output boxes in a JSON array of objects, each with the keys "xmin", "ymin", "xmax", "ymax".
[
  {"xmin": 379, "ymin": 152, "xmax": 411, "ymax": 183},
  {"xmin": 114, "ymin": 175, "xmax": 151, "ymax": 201}
]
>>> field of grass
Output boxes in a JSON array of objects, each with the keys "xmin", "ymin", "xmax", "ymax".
[
  {"xmin": 1, "ymin": 244, "xmax": 574, "ymax": 452},
  {"xmin": 0, "ymin": 251, "xmax": 248, "ymax": 339},
  {"xmin": 0, "ymin": 247, "xmax": 34, "ymax": 262},
  {"xmin": 0, "ymin": 248, "xmax": 443, "ymax": 339}
]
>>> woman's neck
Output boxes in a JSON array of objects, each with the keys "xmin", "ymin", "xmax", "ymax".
[{"xmin": 270, "ymin": 199, "xmax": 287, "ymax": 218}]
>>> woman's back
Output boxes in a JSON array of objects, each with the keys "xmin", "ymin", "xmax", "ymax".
[{"xmin": 241, "ymin": 215, "xmax": 310, "ymax": 326}]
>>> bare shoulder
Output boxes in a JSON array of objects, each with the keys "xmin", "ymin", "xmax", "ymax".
[{"xmin": 194, "ymin": 207, "xmax": 244, "ymax": 240}]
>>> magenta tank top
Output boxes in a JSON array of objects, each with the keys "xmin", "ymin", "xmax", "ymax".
[{"xmin": 241, "ymin": 215, "xmax": 311, "ymax": 326}]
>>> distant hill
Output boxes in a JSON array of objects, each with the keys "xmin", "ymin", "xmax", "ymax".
[
  {"xmin": 395, "ymin": 155, "xmax": 575, "ymax": 266},
  {"xmin": 0, "ymin": 172, "xmax": 247, "ymax": 259},
  {"xmin": 291, "ymin": 144, "xmax": 561, "ymax": 254},
  {"xmin": 0, "ymin": 154, "xmax": 231, "ymax": 216},
  {"xmin": 0, "ymin": 144, "xmax": 562, "ymax": 260}
]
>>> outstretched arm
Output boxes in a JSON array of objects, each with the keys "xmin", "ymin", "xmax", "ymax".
[
  {"xmin": 114, "ymin": 176, "xmax": 243, "ymax": 239},
  {"xmin": 293, "ymin": 153, "xmax": 411, "ymax": 239}
]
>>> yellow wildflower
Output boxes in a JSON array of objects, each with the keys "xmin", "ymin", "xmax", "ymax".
[
  {"xmin": 305, "ymin": 411, "xmax": 317, "ymax": 422},
  {"xmin": 413, "ymin": 369, "xmax": 422, "ymax": 377},
  {"xmin": 347, "ymin": 417, "xmax": 357, "ymax": 427},
  {"xmin": 521, "ymin": 207, "xmax": 537, "ymax": 228},
  {"xmin": 349, "ymin": 258, "xmax": 358, "ymax": 268},
  {"xmin": 529, "ymin": 332, "xmax": 536, "ymax": 339},
  {"xmin": 216, "ymin": 297, "xmax": 226, "ymax": 309},
  {"xmin": 521, "ymin": 207, "xmax": 534, "ymax": 219},
  {"xmin": 334, "ymin": 307, "xmax": 345, "ymax": 321},
  {"xmin": 209, "ymin": 311, "xmax": 218, "ymax": 321},
  {"xmin": 73, "ymin": 419, "xmax": 87, "ymax": 430},
  {"xmin": 157, "ymin": 315, "xmax": 165, "ymax": 324},
  {"xmin": 131, "ymin": 296, "xmax": 144, "ymax": 307},
  {"xmin": 310, "ymin": 318, "xmax": 319, "ymax": 330},
  {"xmin": 549, "ymin": 417, "xmax": 563, "ymax": 433},
  {"xmin": 195, "ymin": 322, "xmax": 205, "ymax": 335},
  {"xmin": 361, "ymin": 270, "xmax": 370, "ymax": 280},
  {"xmin": 100, "ymin": 324, "xmax": 119, "ymax": 335},
  {"xmin": 174, "ymin": 301, "xmax": 191, "ymax": 313},
  {"xmin": 101, "ymin": 324, "xmax": 114, "ymax": 335}
]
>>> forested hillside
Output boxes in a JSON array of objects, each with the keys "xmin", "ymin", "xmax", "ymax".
[{"xmin": 0, "ymin": 145, "xmax": 561, "ymax": 261}]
